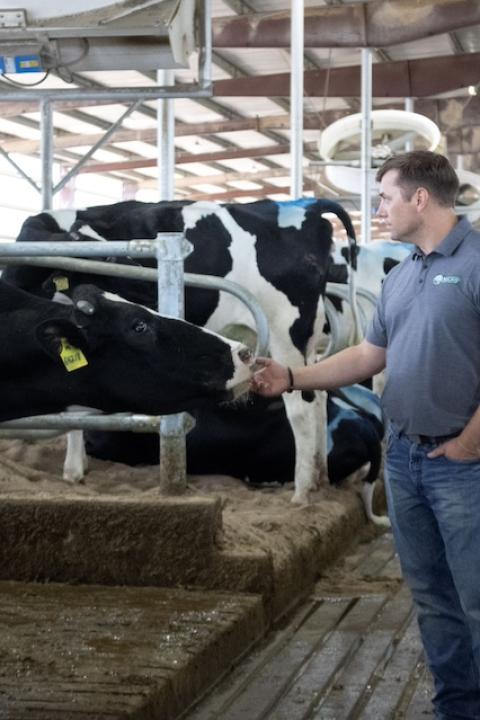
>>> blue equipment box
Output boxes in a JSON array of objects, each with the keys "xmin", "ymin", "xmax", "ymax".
[{"xmin": 0, "ymin": 54, "xmax": 43, "ymax": 73}]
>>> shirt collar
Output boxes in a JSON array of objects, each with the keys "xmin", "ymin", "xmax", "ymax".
[{"xmin": 411, "ymin": 216, "xmax": 472, "ymax": 260}]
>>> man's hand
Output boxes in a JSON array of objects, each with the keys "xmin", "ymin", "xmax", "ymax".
[
  {"xmin": 250, "ymin": 357, "xmax": 292, "ymax": 396},
  {"xmin": 427, "ymin": 437, "xmax": 480, "ymax": 462}
]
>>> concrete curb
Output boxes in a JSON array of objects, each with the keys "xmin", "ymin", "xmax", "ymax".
[{"xmin": 0, "ymin": 488, "xmax": 373, "ymax": 718}]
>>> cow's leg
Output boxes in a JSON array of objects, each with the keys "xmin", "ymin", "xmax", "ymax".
[
  {"xmin": 63, "ymin": 406, "xmax": 98, "ymax": 483},
  {"xmin": 63, "ymin": 430, "xmax": 88, "ymax": 483},
  {"xmin": 288, "ymin": 299, "xmax": 329, "ymax": 503},
  {"xmin": 282, "ymin": 390, "xmax": 328, "ymax": 504},
  {"xmin": 270, "ymin": 297, "xmax": 329, "ymax": 504}
]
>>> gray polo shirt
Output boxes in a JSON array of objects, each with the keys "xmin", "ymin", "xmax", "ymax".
[{"xmin": 366, "ymin": 216, "xmax": 480, "ymax": 436}]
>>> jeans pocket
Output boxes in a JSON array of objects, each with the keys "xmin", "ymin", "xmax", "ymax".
[{"xmin": 440, "ymin": 454, "xmax": 480, "ymax": 466}]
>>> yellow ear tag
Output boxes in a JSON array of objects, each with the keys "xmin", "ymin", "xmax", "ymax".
[
  {"xmin": 54, "ymin": 276, "xmax": 69, "ymax": 291},
  {"xmin": 59, "ymin": 338, "xmax": 88, "ymax": 372}
]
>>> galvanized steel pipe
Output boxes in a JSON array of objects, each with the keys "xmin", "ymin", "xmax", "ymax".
[
  {"xmin": 40, "ymin": 100, "xmax": 54, "ymax": 210},
  {"xmin": 290, "ymin": 0, "xmax": 304, "ymax": 199},
  {"xmin": 0, "ymin": 256, "xmax": 270, "ymax": 357},
  {"xmin": 156, "ymin": 233, "xmax": 188, "ymax": 495}
]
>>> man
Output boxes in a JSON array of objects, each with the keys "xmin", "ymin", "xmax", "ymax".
[{"xmin": 252, "ymin": 150, "xmax": 480, "ymax": 720}]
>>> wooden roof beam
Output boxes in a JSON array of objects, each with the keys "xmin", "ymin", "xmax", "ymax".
[
  {"xmin": 214, "ymin": 52, "xmax": 480, "ymax": 98},
  {"xmin": 74, "ymin": 142, "xmax": 317, "ymax": 174},
  {"xmin": 212, "ymin": 1, "xmax": 480, "ymax": 48}
]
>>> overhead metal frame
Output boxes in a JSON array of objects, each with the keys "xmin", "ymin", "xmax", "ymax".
[{"xmin": 0, "ymin": 0, "xmax": 213, "ymax": 208}]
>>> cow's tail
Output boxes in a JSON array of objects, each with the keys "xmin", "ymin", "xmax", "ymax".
[
  {"xmin": 363, "ymin": 441, "xmax": 382, "ymax": 486},
  {"xmin": 314, "ymin": 199, "xmax": 357, "ymax": 268},
  {"xmin": 316, "ymin": 199, "xmax": 362, "ymax": 343}
]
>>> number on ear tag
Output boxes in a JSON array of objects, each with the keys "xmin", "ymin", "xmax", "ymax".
[
  {"xmin": 59, "ymin": 338, "xmax": 88, "ymax": 372},
  {"xmin": 54, "ymin": 276, "xmax": 69, "ymax": 291}
]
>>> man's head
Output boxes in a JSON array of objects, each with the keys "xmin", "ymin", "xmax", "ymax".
[
  {"xmin": 376, "ymin": 151, "xmax": 459, "ymax": 243},
  {"xmin": 376, "ymin": 150, "xmax": 459, "ymax": 208}
]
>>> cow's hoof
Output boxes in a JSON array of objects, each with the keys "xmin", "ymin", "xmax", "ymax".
[
  {"xmin": 62, "ymin": 470, "xmax": 84, "ymax": 484},
  {"xmin": 291, "ymin": 491, "xmax": 310, "ymax": 505},
  {"xmin": 370, "ymin": 514, "xmax": 391, "ymax": 528}
]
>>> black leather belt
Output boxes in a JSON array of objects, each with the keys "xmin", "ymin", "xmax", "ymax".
[{"xmin": 407, "ymin": 432, "xmax": 459, "ymax": 445}]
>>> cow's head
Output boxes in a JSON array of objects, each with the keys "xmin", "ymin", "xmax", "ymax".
[{"xmin": 35, "ymin": 285, "xmax": 253, "ymax": 415}]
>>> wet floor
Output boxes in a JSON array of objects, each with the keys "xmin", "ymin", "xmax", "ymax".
[{"xmin": 184, "ymin": 530, "xmax": 434, "ymax": 720}]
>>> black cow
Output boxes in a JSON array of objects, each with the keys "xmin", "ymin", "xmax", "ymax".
[
  {"xmin": 0, "ymin": 281, "xmax": 252, "ymax": 423},
  {"xmin": 85, "ymin": 394, "xmax": 295, "ymax": 485},
  {"xmin": 3, "ymin": 198, "xmax": 356, "ymax": 503},
  {"xmin": 83, "ymin": 383, "xmax": 388, "ymax": 526}
]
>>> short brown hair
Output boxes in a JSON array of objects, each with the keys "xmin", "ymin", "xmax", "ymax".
[{"xmin": 376, "ymin": 150, "xmax": 459, "ymax": 207}]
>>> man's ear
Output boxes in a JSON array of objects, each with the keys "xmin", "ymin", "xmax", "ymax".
[
  {"xmin": 415, "ymin": 186, "xmax": 429, "ymax": 211},
  {"xmin": 35, "ymin": 319, "xmax": 88, "ymax": 360}
]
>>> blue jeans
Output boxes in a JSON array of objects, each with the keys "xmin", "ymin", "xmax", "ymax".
[{"xmin": 386, "ymin": 429, "xmax": 480, "ymax": 720}]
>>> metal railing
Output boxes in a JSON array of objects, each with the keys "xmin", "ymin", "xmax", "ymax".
[{"xmin": 0, "ymin": 234, "xmax": 269, "ymax": 494}]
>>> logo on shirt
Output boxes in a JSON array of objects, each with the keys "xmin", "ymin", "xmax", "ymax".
[{"xmin": 433, "ymin": 274, "xmax": 460, "ymax": 286}]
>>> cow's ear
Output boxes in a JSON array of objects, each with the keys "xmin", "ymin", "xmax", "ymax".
[{"xmin": 35, "ymin": 319, "xmax": 88, "ymax": 360}]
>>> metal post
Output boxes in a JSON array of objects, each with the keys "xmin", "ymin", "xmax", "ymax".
[
  {"xmin": 156, "ymin": 235, "xmax": 189, "ymax": 495},
  {"xmin": 405, "ymin": 97, "xmax": 414, "ymax": 151},
  {"xmin": 40, "ymin": 99, "xmax": 54, "ymax": 210},
  {"xmin": 361, "ymin": 48, "xmax": 373, "ymax": 244},
  {"xmin": 290, "ymin": 0, "xmax": 304, "ymax": 199},
  {"xmin": 199, "ymin": 0, "xmax": 213, "ymax": 91},
  {"xmin": 157, "ymin": 69, "xmax": 175, "ymax": 200},
  {"xmin": 156, "ymin": 67, "xmax": 184, "ymax": 494}
]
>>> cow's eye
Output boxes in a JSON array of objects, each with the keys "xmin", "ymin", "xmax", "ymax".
[{"xmin": 132, "ymin": 319, "xmax": 148, "ymax": 333}]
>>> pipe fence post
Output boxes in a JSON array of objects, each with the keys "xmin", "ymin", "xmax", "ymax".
[{"xmin": 156, "ymin": 234, "xmax": 193, "ymax": 495}]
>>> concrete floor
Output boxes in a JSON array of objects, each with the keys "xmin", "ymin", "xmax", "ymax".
[
  {"xmin": 0, "ymin": 487, "xmax": 383, "ymax": 719},
  {"xmin": 185, "ymin": 531, "xmax": 434, "ymax": 720},
  {"xmin": 0, "ymin": 582, "xmax": 265, "ymax": 719}
]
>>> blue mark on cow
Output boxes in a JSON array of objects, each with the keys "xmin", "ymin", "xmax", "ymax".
[
  {"xmin": 275, "ymin": 198, "xmax": 321, "ymax": 229},
  {"xmin": 336, "ymin": 384, "xmax": 383, "ymax": 423}
]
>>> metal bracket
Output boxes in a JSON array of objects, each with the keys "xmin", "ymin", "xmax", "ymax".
[{"xmin": 0, "ymin": 9, "xmax": 27, "ymax": 28}]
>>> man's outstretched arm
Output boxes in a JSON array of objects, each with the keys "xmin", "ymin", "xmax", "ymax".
[{"xmin": 251, "ymin": 340, "xmax": 386, "ymax": 396}]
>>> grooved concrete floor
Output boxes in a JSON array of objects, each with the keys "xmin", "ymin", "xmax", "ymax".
[
  {"xmin": 0, "ymin": 488, "xmax": 379, "ymax": 719},
  {"xmin": 185, "ymin": 531, "xmax": 434, "ymax": 720},
  {"xmin": 0, "ymin": 583, "xmax": 264, "ymax": 720}
]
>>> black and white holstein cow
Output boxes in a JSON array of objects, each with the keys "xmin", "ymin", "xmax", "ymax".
[
  {"xmin": 3, "ymin": 198, "xmax": 356, "ymax": 503},
  {"xmin": 326, "ymin": 238, "xmax": 413, "ymax": 392},
  {"xmin": 329, "ymin": 238, "xmax": 413, "ymax": 339},
  {"xmin": 83, "ymin": 382, "xmax": 388, "ymax": 526},
  {"xmin": 0, "ymin": 280, "xmax": 253, "ymax": 423}
]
